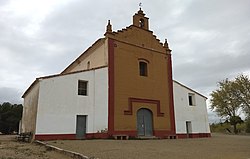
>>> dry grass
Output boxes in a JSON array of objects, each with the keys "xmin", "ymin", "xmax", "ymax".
[
  {"xmin": 0, "ymin": 135, "xmax": 71, "ymax": 159},
  {"xmin": 47, "ymin": 133, "xmax": 250, "ymax": 159}
]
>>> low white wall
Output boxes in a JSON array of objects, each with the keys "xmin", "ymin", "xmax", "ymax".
[
  {"xmin": 35, "ymin": 67, "xmax": 108, "ymax": 135},
  {"xmin": 173, "ymin": 81, "xmax": 210, "ymax": 134}
]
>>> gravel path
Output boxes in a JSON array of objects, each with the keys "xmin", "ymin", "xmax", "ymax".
[{"xmin": 47, "ymin": 133, "xmax": 250, "ymax": 159}]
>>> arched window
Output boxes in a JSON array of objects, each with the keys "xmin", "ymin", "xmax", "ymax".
[
  {"xmin": 139, "ymin": 61, "xmax": 148, "ymax": 76},
  {"xmin": 139, "ymin": 18, "xmax": 144, "ymax": 28}
]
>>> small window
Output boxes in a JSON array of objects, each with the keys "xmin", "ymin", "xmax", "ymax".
[
  {"xmin": 87, "ymin": 61, "xmax": 90, "ymax": 69},
  {"xmin": 188, "ymin": 93, "xmax": 195, "ymax": 106},
  {"xmin": 139, "ymin": 61, "xmax": 147, "ymax": 76},
  {"xmin": 139, "ymin": 18, "xmax": 144, "ymax": 28},
  {"xmin": 78, "ymin": 80, "xmax": 88, "ymax": 96}
]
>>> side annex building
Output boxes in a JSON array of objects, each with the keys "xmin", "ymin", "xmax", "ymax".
[{"xmin": 21, "ymin": 9, "xmax": 211, "ymax": 140}]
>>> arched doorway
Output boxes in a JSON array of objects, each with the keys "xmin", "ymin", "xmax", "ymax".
[{"xmin": 137, "ymin": 108, "xmax": 153, "ymax": 136}]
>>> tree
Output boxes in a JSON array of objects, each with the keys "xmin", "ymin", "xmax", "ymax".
[
  {"xmin": 0, "ymin": 102, "xmax": 23, "ymax": 134},
  {"xmin": 235, "ymin": 75, "xmax": 250, "ymax": 116},
  {"xmin": 245, "ymin": 117, "xmax": 250, "ymax": 133},
  {"xmin": 210, "ymin": 77, "xmax": 243, "ymax": 134}
]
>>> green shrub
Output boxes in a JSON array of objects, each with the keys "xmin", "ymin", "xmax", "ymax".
[
  {"xmin": 210, "ymin": 122, "xmax": 231, "ymax": 133},
  {"xmin": 245, "ymin": 118, "xmax": 250, "ymax": 133}
]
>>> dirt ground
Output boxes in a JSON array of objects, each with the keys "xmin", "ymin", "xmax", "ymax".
[
  {"xmin": 47, "ymin": 133, "xmax": 250, "ymax": 159},
  {"xmin": 1, "ymin": 134, "xmax": 250, "ymax": 159},
  {"xmin": 0, "ymin": 135, "xmax": 71, "ymax": 159}
]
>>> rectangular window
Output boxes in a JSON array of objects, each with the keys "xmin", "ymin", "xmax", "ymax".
[
  {"xmin": 188, "ymin": 93, "xmax": 195, "ymax": 106},
  {"xmin": 87, "ymin": 61, "xmax": 90, "ymax": 69},
  {"xmin": 139, "ymin": 61, "xmax": 148, "ymax": 76},
  {"xmin": 78, "ymin": 80, "xmax": 88, "ymax": 96}
]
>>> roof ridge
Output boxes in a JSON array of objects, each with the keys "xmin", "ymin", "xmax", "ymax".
[
  {"xmin": 173, "ymin": 80, "xmax": 208, "ymax": 99},
  {"xmin": 61, "ymin": 38, "xmax": 105, "ymax": 74},
  {"xmin": 22, "ymin": 66, "xmax": 108, "ymax": 98}
]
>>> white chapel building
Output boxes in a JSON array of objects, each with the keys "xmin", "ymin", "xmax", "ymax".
[{"xmin": 21, "ymin": 9, "xmax": 210, "ymax": 140}]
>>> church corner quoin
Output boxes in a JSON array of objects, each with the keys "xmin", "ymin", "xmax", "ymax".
[{"xmin": 21, "ymin": 9, "xmax": 210, "ymax": 141}]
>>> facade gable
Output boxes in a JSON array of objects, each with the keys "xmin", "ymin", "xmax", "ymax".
[
  {"xmin": 105, "ymin": 9, "xmax": 175, "ymax": 137},
  {"xmin": 108, "ymin": 26, "xmax": 166, "ymax": 53},
  {"xmin": 105, "ymin": 9, "xmax": 166, "ymax": 54}
]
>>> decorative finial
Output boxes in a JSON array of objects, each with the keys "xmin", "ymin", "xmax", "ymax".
[
  {"xmin": 164, "ymin": 39, "xmax": 169, "ymax": 48},
  {"xmin": 139, "ymin": 2, "xmax": 142, "ymax": 10},
  {"xmin": 106, "ymin": 20, "xmax": 112, "ymax": 33},
  {"xmin": 138, "ymin": 3, "xmax": 144, "ymax": 15},
  {"xmin": 164, "ymin": 38, "xmax": 172, "ymax": 53}
]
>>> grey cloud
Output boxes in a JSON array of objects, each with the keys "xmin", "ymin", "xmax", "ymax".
[
  {"xmin": 0, "ymin": 87, "xmax": 22, "ymax": 104},
  {"xmin": 0, "ymin": 0, "xmax": 250, "ymax": 122},
  {"xmin": 207, "ymin": 110, "xmax": 221, "ymax": 124},
  {"xmin": 173, "ymin": 50, "xmax": 250, "ymax": 95},
  {"xmin": 168, "ymin": 0, "xmax": 250, "ymax": 99}
]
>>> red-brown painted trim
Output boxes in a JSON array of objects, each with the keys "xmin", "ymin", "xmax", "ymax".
[
  {"xmin": 176, "ymin": 133, "xmax": 211, "ymax": 139},
  {"xmin": 34, "ymin": 132, "xmax": 211, "ymax": 140},
  {"xmin": 85, "ymin": 133, "xmax": 110, "ymax": 139},
  {"xmin": 35, "ymin": 133, "xmax": 110, "ymax": 140},
  {"xmin": 167, "ymin": 54, "xmax": 176, "ymax": 134},
  {"xmin": 124, "ymin": 97, "xmax": 164, "ymax": 117},
  {"xmin": 108, "ymin": 38, "xmax": 115, "ymax": 135},
  {"xmin": 35, "ymin": 134, "xmax": 76, "ymax": 140}
]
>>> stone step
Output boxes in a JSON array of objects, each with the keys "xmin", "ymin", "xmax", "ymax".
[{"xmin": 137, "ymin": 136, "xmax": 160, "ymax": 140}]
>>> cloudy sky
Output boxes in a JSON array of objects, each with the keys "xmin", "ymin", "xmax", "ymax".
[{"xmin": 1, "ymin": 0, "xmax": 250, "ymax": 123}]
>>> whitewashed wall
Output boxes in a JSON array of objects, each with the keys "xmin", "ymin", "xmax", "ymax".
[
  {"xmin": 35, "ymin": 67, "xmax": 108, "ymax": 135},
  {"xmin": 173, "ymin": 81, "xmax": 210, "ymax": 134},
  {"xmin": 21, "ymin": 82, "xmax": 40, "ymax": 134}
]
